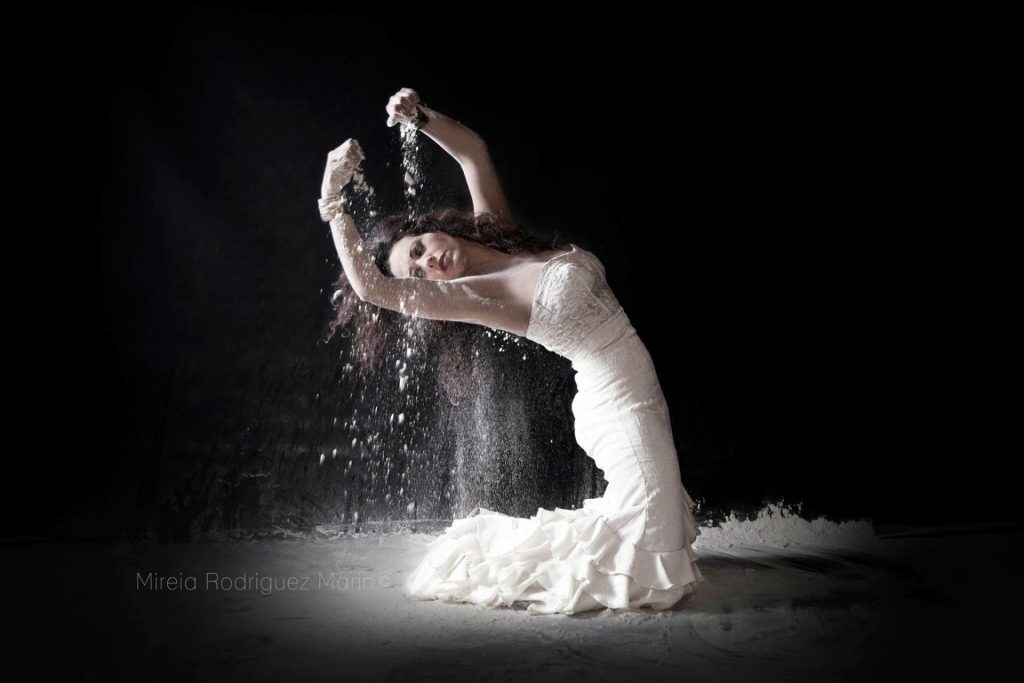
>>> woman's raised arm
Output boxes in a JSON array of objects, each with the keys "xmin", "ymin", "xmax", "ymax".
[
  {"xmin": 326, "ymin": 205, "xmax": 514, "ymax": 328},
  {"xmin": 386, "ymin": 88, "xmax": 513, "ymax": 222},
  {"xmin": 319, "ymin": 139, "xmax": 518, "ymax": 330}
]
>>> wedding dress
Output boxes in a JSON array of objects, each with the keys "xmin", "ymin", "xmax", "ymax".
[{"xmin": 404, "ymin": 243, "xmax": 705, "ymax": 614}]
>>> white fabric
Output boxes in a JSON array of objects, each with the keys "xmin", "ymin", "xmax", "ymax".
[{"xmin": 404, "ymin": 243, "xmax": 706, "ymax": 614}]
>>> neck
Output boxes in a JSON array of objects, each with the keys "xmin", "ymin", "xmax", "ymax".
[{"xmin": 463, "ymin": 240, "xmax": 518, "ymax": 277}]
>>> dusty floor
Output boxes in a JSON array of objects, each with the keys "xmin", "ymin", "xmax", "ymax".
[{"xmin": 11, "ymin": 520, "xmax": 1022, "ymax": 681}]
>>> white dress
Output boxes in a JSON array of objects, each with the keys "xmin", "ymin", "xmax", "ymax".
[{"xmin": 404, "ymin": 243, "xmax": 705, "ymax": 614}]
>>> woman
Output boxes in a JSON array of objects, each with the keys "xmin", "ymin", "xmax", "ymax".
[{"xmin": 317, "ymin": 88, "xmax": 705, "ymax": 615}]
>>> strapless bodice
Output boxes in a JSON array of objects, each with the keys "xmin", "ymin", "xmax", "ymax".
[{"xmin": 525, "ymin": 244, "xmax": 629, "ymax": 363}]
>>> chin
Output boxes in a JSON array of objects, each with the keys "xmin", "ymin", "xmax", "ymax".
[{"xmin": 444, "ymin": 252, "xmax": 462, "ymax": 279}]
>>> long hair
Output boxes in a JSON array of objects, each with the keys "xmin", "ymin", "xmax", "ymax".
[{"xmin": 324, "ymin": 207, "xmax": 567, "ymax": 403}]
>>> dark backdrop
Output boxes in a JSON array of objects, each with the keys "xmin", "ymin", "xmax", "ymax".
[{"xmin": 10, "ymin": 6, "xmax": 1017, "ymax": 540}]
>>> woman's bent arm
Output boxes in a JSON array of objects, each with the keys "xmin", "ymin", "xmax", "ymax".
[
  {"xmin": 328, "ymin": 208, "xmax": 517, "ymax": 328},
  {"xmin": 327, "ymin": 208, "xmax": 379, "ymax": 302},
  {"xmin": 416, "ymin": 108, "xmax": 486, "ymax": 165},
  {"xmin": 418, "ymin": 110, "xmax": 513, "ymax": 221},
  {"xmin": 459, "ymin": 149, "xmax": 513, "ymax": 221}
]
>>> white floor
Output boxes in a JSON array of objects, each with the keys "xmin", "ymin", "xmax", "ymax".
[{"xmin": 12, "ymin": 508, "xmax": 1022, "ymax": 680}]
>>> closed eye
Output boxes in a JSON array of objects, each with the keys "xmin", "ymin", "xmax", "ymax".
[{"xmin": 409, "ymin": 240, "xmax": 425, "ymax": 278}]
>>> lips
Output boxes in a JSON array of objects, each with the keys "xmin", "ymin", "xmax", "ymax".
[{"xmin": 440, "ymin": 252, "xmax": 448, "ymax": 271}]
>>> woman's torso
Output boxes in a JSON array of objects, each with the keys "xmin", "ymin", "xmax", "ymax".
[
  {"xmin": 470, "ymin": 244, "xmax": 577, "ymax": 337},
  {"xmin": 464, "ymin": 242, "xmax": 628, "ymax": 365}
]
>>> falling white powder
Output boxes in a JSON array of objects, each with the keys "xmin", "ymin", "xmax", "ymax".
[
  {"xmin": 459, "ymin": 284, "xmax": 489, "ymax": 303},
  {"xmin": 399, "ymin": 124, "xmax": 424, "ymax": 203}
]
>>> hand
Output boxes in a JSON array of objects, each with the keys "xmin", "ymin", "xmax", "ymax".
[
  {"xmin": 321, "ymin": 138, "xmax": 364, "ymax": 198},
  {"xmin": 385, "ymin": 87, "xmax": 423, "ymax": 128}
]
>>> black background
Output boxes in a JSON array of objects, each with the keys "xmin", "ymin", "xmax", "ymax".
[{"xmin": 10, "ymin": 6, "xmax": 1017, "ymax": 538}]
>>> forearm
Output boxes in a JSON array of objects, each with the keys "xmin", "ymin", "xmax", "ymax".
[
  {"xmin": 417, "ymin": 106, "xmax": 488, "ymax": 165},
  {"xmin": 328, "ymin": 208, "xmax": 379, "ymax": 300}
]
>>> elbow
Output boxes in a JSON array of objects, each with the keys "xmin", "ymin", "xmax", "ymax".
[
  {"xmin": 345, "ymin": 269, "xmax": 378, "ymax": 305},
  {"xmin": 341, "ymin": 272, "xmax": 369, "ymax": 303},
  {"xmin": 353, "ymin": 284, "xmax": 387, "ymax": 310},
  {"xmin": 352, "ymin": 285, "xmax": 373, "ymax": 305},
  {"xmin": 346, "ymin": 267, "xmax": 390, "ymax": 310}
]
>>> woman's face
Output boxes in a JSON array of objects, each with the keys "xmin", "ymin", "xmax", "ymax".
[{"xmin": 387, "ymin": 232, "xmax": 465, "ymax": 280}]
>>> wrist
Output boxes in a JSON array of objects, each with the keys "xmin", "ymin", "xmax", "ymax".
[
  {"xmin": 411, "ymin": 104, "xmax": 439, "ymax": 131},
  {"xmin": 317, "ymin": 193, "xmax": 348, "ymax": 223}
]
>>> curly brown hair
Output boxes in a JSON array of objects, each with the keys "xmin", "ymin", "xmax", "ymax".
[{"xmin": 324, "ymin": 208, "xmax": 568, "ymax": 404}]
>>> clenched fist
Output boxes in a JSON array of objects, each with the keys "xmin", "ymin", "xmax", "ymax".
[
  {"xmin": 321, "ymin": 138, "xmax": 364, "ymax": 198},
  {"xmin": 386, "ymin": 87, "xmax": 425, "ymax": 128}
]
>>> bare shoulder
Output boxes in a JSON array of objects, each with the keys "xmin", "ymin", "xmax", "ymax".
[
  {"xmin": 450, "ymin": 247, "xmax": 571, "ymax": 298},
  {"xmin": 445, "ymin": 246, "xmax": 573, "ymax": 336}
]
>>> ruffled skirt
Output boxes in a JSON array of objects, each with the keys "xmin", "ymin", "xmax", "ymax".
[
  {"xmin": 403, "ymin": 495, "xmax": 705, "ymax": 615},
  {"xmin": 404, "ymin": 316, "xmax": 705, "ymax": 614}
]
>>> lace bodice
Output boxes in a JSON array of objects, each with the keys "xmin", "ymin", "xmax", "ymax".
[{"xmin": 525, "ymin": 244, "xmax": 626, "ymax": 361}]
